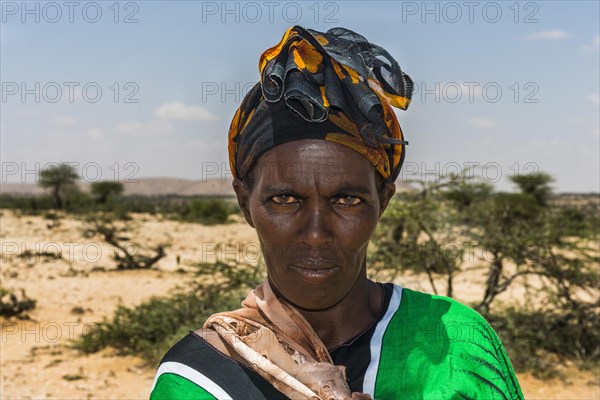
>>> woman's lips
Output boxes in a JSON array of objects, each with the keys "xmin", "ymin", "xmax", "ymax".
[{"xmin": 288, "ymin": 263, "xmax": 339, "ymax": 282}]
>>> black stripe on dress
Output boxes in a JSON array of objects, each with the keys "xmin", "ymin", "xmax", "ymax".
[
  {"xmin": 159, "ymin": 332, "xmax": 289, "ymax": 400},
  {"xmin": 329, "ymin": 282, "xmax": 394, "ymax": 393}
]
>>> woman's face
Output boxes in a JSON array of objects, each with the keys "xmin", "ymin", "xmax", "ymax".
[{"xmin": 234, "ymin": 139, "xmax": 394, "ymax": 311}]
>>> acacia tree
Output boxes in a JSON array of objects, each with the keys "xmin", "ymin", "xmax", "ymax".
[
  {"xmin": 84, "ymin": 214, "xmax": 167, "ymax": 270},
  {"xmin": 372, "ymin": 170, "xmax": 598, "ymax": 316},
  {"xmin": 465, "ymin": 172, "xmax": 597, "ymax": 314},
  {"xmin": 466, "ymin": 190, "xmax": 544, "ymax": 313},
  {"xmin": 370, "ymin": 171, "xmax": 480, "ymax": 298},
  {"xmin": 510, "ymin": 172, "xmax": 554, "ymax": 206},
  {"xmin": 91, "ymin": 181, "xmax": 124, "ymax": 204},
  {"xmin": 38, "ymin": 163, "xmax": 80, "ymax": 209}
]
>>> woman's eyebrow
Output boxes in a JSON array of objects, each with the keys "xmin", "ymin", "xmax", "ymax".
[
  {"xmin": 260, "ymin": 183, "xmax": 372, "ymax": 196},
  {"xmin": 261, "ymin": 184, "xmax": 296, "ymax": 193},
  {"xmin": 331, "ymin": 184, "xmax": 373, "ymax": 196}
]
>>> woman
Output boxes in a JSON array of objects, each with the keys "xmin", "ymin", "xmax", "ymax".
[{"xmin": 150, "ymin": 26, "xmax": 524, "ymax": 400}]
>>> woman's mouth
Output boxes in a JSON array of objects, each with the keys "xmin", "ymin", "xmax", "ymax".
[{"xmin": 288, "ymin": 263, "xmax": 340, "ymax": 282}]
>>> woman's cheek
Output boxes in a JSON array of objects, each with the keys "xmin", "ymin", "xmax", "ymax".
[
  {"xmin": 339, "ymin": 212, "xmax": 378, "ymax": 243},
  {"xmin": 261, "ymin": 215, "xmax": 299, "ymax": 241}
]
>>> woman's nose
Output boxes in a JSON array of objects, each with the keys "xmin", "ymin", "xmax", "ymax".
[{"xmin": 300, "ymin": 205, "xmax": 333, "ymax": 249}]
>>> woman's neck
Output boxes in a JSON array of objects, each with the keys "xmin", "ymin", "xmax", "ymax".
[{"xmin": 296, "ymin": 277, "xmax": 383, "ymax": 350}]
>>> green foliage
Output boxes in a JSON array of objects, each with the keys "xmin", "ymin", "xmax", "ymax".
[
  {"xmin": 38, "ymin": 163, "xmax": 80, "ymax": 209},
  {"xmin": 38, "ymin": 163, "xmax": 80, "ymax": 187},
  {"xmin": 551, "ymin": 204, "xmax": 600, "ymax": 238},
  {"xmin": 75, "ymin": 291, "xmax": 211, "ymax": 363},
  {"xmin": 510, "ymin": 172, "xmax": 554, "ymax": 206},
  {"xmin": 0, "ymin": 194, "xmax": 55, "ymax": 215},
  {"xmin": 371, "ymin": 175, "xmax": 474, "ymax": 297},
  {"xmin": 442, "ymin": 175, "xmax": 493, "ymax": 210},
  {"xmin": 1, "ymin": 193, "xmax": 240, "ymax": 224},
  {"xmin": 74, "ymin": 259, "xmax": 265, "ymax": 365},
  {"xmin": 175, "ymin": 198, "xmax": 235, "ymax": 224},
  {"xmin": 487, "ymin": 303, "xmax": 599, "ymax": 378},
  {"xmin": 8, "ymin": 160, "xmax": 236, "ymax": 222},
  {"xmin": 63, "ymin": 188, "xmax": 94, "ymax": 213},
  {"xmin": 91, "ymin": 181, "xmax": 124, "ymax": 204}
]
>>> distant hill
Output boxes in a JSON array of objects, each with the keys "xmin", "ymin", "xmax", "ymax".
[
  {"xmin": 1, "ymin": 178, "xmax": 236, "ymax": 197},
  {"xmin": 1, "ymin": 178, "xmax": 417, "ymax": 197}
]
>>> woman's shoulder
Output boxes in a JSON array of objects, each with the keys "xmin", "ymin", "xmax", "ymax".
[
  {"xmin": 151, "ymin": 330, "xmax": 289, "ymax": 400},
  {"xmin": 150, "ymin": 331, "xmax": 228, "ymax": 400},
  {"xmin": 375, "ymin": 285, "xmax": 524, "ymax": 399},
  {"xmin": 192, "ymin": 328, "xmax": 236, "ymax": 357},
  {"xmin": 156, "ymin": 328, "xmax": 249, "ymax": 371},
  {"xmin": 397, "ymin": 286, "xmax": 492, "ymax": 327},
  {"xmin": 382, "ymin": 284, "xmax": 505, "ymax": 351},
  {"xmin": 155, "ymin": 329, "xmax": 233, "ymax": 371}
]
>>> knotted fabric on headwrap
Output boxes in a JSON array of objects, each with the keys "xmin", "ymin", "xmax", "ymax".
[{"xmin": 228, "ymin": 25, "xmax": 413, "ymax": 183}]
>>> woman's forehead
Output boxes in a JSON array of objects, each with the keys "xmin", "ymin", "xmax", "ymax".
[
  {"xmin": 259, "ymin": 139, "xmax": 372, "ymax": 163},
  {"xmin": 253, "ymin": 140, "xmax": 377, "ymax": 187}
]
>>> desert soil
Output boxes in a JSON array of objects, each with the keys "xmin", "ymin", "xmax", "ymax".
[{"xmin": 0, "ymin": 210, "xmax": 598, "ymax": 399}]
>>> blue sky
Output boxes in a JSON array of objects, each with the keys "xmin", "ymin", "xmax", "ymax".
[{"xmin": 2, "ymin": 1, "xmax": 599, "ymax": 192}]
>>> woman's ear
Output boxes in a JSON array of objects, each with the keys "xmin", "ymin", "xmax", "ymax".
[
  {"xmin": 378, "ymin": 182, "xmax": 396, "ymax": 218},
  {"xmin": 232, "ymin": 178, "xmax": 254, "ymax": 228}
]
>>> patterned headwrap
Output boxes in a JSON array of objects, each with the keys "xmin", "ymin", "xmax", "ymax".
[{"xmin": 228, "ymin": 25, "xmax": 413, "ymax": 183}]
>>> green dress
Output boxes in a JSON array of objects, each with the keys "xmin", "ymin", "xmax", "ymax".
[{"xmin": 150, "ymin": 284, "xmax": 524, "ymax": 399}]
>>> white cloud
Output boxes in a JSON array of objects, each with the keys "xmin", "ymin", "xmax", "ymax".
[
  {"xmin": 50, "ymin": 114, "xmax": 78, "ymax": 126},
  {"xmin": 525, "ymin": 29, "xmax": 570, "ymax": 40},
  {"xmin": 115, "ymin": 119, "xmax": 173, "ymax": 136},
  {"xmin": 567, "ymin": 114, "xmax": 599, "ymax": 139},
  {"xmin": 467, "ymin": 117, "xmax": 496, "ymax": 129},
  {"xmin": 86, "ymin": 128, "xmax": 104, "ymax": 140},
  {"xmin": 567, "ymin": 116, "xmax": 588, "ymax": 125},
  {"xmin": 12, "ymin": 109, "xmax": 38, "ymax": 118},
  {"xmin": 46, "ymin": 128, "xmax": 71, "ymax": 140},
  {"xmin": 116, "ymin": 121, "xmax": 144, "ymax": 134},
  {"xmin": 586, "ymin": 94, "xmax": 600, "ymax": 106},
  {"xmin": 155, "ymin": 102, "xmax": 217, "ymax": 121},
  {"xmin": 582, "ymin": 34, "xmax": 600, "ymax": 53}
]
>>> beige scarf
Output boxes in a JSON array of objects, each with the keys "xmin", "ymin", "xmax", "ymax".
[{"xmin": 203, "ymin": 278, "xmax": 372, "ymax": 400}]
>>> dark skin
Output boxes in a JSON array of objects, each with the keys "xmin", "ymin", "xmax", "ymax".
[{"xmin": 196, "ymin": 139, "xmax": 395, "ymax": 354}]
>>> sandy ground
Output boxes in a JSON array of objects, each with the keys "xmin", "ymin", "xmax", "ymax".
[{"xmin": 0, "ymin": 210, "xmax": 598, "ymax": 399}]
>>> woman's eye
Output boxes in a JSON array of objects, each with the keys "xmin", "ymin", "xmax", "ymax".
[
  {"xmin": 336, "ymin": 196, "xmax": 361, "ymax": 206},
  {"xmin": 271, "ymin": 194, "xmax": 298, "ymax": 204}
]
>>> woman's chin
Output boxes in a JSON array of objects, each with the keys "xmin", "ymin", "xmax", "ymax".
[{"xmin": 276, "ymin": 286, "xmax": 345, "ymax": 311}]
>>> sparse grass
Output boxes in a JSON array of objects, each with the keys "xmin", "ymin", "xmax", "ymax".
[
  {"xmin": 0, "ymin": 287, "xmax": 36, "ymax": 318},
  {"xmin": 1, "ymin": 193, "xmax": 241, "ymax": 224},
  {"xmin": 62, "ymin": 374, "xmax": 85, "ymax": 381},
  {"xmin": 172, "ymin": 198, "xmax": 236, "ymax": 225},
  {"xmin": 486, "ymin": 304, "xmax": 599, "ymax": 379},
  {"xmin": 74, "ymin": 260, "xmax": 264, "ymax": 365}
]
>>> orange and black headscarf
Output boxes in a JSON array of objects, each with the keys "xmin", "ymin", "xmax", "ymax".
[{"xmin": 228, "ymin": 26, "xmax": 413, "ymax": 183}]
